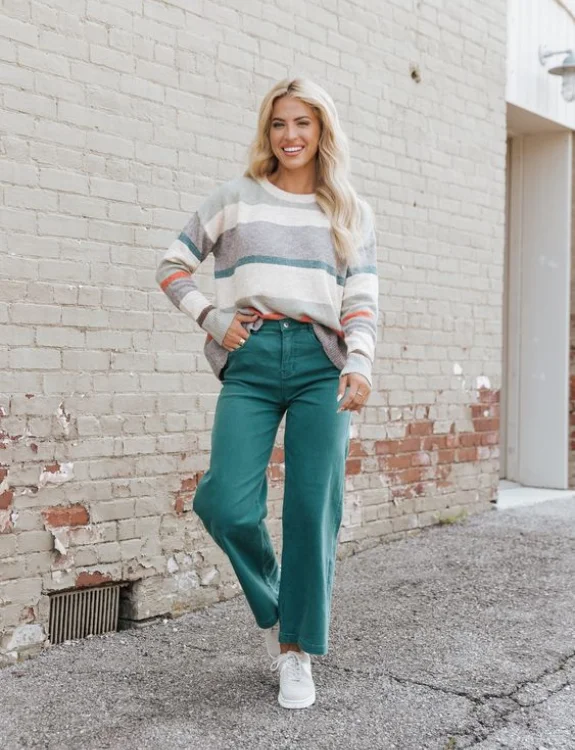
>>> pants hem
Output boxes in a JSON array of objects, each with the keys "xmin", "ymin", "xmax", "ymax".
[
  {"xmin": 279, "ymin": 630, "xmax": 328, "ymax": 656},
  {"xmin": 258, "ymin": 615, "xmax": 279, "ymax": 629}
]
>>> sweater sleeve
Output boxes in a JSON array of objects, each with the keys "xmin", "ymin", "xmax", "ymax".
[
  {"xmin": 155, "ymin": 184, "xmax": 236, "ymax": 346},
  {"xmin": 339, "ymin": 201, "xmax": 379, "ymax": 386}
]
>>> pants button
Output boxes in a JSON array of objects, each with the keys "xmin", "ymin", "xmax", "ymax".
[{"xmin": 283, "ymin": 321, "xmax": 289, "ymax": 328}]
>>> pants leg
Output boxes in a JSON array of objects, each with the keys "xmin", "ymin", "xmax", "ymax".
[
  {"xmin": 193, "ymin": 344, "xmax": 284, "ymax": 628},
  {"xmin": 278, "ymin": 331, "xmax": 351, "ymax": 655}
]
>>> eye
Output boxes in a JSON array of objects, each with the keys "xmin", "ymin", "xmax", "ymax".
[{"xmin": 272, "ymin": 122, "xmax": 283, "ymax": 128}]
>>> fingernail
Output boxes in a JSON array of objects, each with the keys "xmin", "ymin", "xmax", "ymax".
[{"xmin": 337, "ymin": 394, "xmax": 343, "ymax": 402}]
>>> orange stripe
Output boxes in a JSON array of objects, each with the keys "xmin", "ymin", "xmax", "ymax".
[
  {"xmin": 341, "ymin": 310, "xmax": 373, "ymax": 325},
  {"xmin": 242, "ymin": 307, "xmax": 287, "ymax": 321},
  {"xmin": 258, "ymin": 312, "xmax": 287, "ymax": 320},
  {"xmin": 160, "ymin": 270, "xmax": 190, "ymax": 291}
]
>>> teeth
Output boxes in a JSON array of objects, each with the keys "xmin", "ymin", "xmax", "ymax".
[{"xmin": 283, "ymin": 147, "xmax": 303, "ymax": 152}]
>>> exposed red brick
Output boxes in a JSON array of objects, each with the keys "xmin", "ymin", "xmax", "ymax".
[
  {"xmin": 42, "ymin": 504, "xmax": 89, "ymax": 528},
  {"xmin": 25, "ymin": 394, "xmax": 35, "ymax": 399},
  {"xmin": 345, "ymin": 458, "xmax": 362, "ymax": 475},
  {"xmin": 384, "ymin": 454, "xmax": 412, "ymax": 470},
  {"xmin": 375, "ymin": 440, "xmax": 398, "ymax": 455},
  {"xmin": 348, "ymin": 439, "xmax": 367, "ymax": 458},
  {"xmin": 395, "ymin": 467, "xmax": 425, "ymax": 484},
  {"xmin": 0, "ymin": 466, "xmax": 7, "ymax": 482},
  {"xmin": 75, "ymin": 571, "xmax": 113, "ymax": 588},
  {"xmin": 471, "ymin": 404, "xmax": 488, "ymax": 419},
  {"xmin": 422, "ymin": 435, "xmax": 447, "ymax": 450},
  {"xmin": 408, "ymin": 421, "xmax": 433, "ymax": 437},
  {"xmin": 459, "ymin": 433, "xmax": 481, "ymax": 447},
  {"xmin": 43, "ymin": 462, "xmax": 61, "ymax": 474},
  {"xmin": 180, "ymin": 477, "xmax": 197, "ymax": 492},
  {"xmin": 438, "ymin": 449, "xmax": 455, "ymax": 464},
  {"xmin": 473, "ymin": 418, "xmax": 499, "ymax": 432},
  {"xmin": 30, "ymin": 443, "xmax": 38, "ymax": 453},
  {"xmin": 174, "ymin": 474, "xmax": 204, "ymax": 514},
  {"xmin": 457, "ymin": 447, "xmax": 478, "ymax": 462},
  {"xmin": 271, "ymin": 447, "xmax": 285, "ymax": 463},
  {"xmin": 478, "ymin": 387, "xmax": 499, "ymax": 404},
  {"xmin": 446, "ymin": 434, "xmax": 459, "ymax": 448},
  {"xmin": 0, "ymin": 490, "xmax": 13, "ymax": 510},
  {"xmin": 397, "ymin": 437, "xmax": 421, "ymax": 453}
]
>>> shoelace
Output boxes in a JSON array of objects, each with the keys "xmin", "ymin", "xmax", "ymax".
[{"xmin": 270, "ymin": 652, "xmax": 303, "ymax": 682}]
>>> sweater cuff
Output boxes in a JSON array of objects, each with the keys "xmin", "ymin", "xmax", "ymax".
[
  {"xmin": 340, "ymin": 351, "xmax": 373, "ymax": 387},
  {"xmin": 200, "ymin": 307, "xmax": 236, "ymax": 346}
]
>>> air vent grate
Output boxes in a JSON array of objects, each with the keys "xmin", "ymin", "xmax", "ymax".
[{"xmin": 48, "ymin": 584, "xmax": 121, "ymax": 645}]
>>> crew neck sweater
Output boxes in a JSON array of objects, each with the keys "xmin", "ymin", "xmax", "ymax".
[{"xmin": 156, "ymin": 174, "xmax": 379, "ymax": 385}]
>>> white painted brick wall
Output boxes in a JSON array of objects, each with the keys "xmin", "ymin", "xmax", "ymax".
[{"xmin": 0, "ymin": 0, "xmax": 506, "ymax": 664}]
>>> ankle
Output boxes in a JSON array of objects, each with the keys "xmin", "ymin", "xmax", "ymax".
[{"xmin": 280, "ymin": 643, "xmax": 301, "ymax": 654}]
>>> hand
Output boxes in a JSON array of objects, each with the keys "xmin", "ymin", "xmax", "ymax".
[
  {"xmin": 222, "ymin": 312, "xmax": 259, "ymax": 352},
  {"xmin": 337, "ymin": 373, "xmax": 371, "ymax": 413}
]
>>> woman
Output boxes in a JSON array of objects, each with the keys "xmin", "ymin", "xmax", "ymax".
[{"xmin": 156, "ymin": 78, "xmax": 378, "ymax": 709}]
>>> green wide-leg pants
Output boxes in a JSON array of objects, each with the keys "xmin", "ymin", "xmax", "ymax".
[{"xmin": 193, "ymin": 319, "xmax": 351, "ymax": 655}]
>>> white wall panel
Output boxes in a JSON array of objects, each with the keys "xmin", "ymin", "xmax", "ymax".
[{"xmin": 508, "ymin": 0, "xmax": 575, "ymax": 128}]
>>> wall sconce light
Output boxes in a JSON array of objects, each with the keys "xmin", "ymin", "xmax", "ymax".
[{"xmin": 539, "ymin": 45, "xmax": 575, "ymax": 102}]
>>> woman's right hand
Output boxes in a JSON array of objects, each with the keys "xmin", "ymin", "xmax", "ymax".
[{"xmin": 222, "ymin": 312, "xmax": 259, "ymax": 351}]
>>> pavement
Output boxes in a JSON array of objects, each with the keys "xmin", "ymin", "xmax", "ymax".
[{"xmin": 1, "ymin": 497, "xmax": 574, "ymax": 750}]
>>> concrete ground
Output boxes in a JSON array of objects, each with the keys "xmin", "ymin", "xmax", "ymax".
[{"xmin": 1, "ymin": 498, "xmax": 574, "ymax": 750}]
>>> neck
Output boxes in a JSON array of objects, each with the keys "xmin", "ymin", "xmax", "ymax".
[{"xmin": 268, "ymin": 166, "xmax": 317, "ymax": 195}]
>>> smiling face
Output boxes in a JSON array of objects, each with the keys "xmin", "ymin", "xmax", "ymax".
[{"xmin": 269, "ymin": 96, "xmax": 322, "ymax": 175}]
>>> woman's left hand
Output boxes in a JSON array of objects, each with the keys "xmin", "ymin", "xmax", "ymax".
[{"xmin": 337, "ymin": 373, "xmax": 371, "ymax": 413}]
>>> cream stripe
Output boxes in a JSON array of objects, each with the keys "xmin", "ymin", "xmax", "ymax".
[
  {"xmin": 179, "ymin": 288, "xmax": 212, "ymax": 320},
  {"xmin": 205, "ymin": 201, "xmax": 330, "ymax": 238},
  {"xmin": 343, "ymin": 272, "xmax": 379, "ymax": 298},
  {"xmin": 345, "ymin": 330, "xmax": 375, "ymax": 360},
  {"xmin": 214, "ymin": 263, "xmax": 344, "ymax": 308}
]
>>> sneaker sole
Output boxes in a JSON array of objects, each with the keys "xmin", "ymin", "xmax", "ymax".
[{"xmin": 278, "ymin": 691, "xmax": 316, "ymax": 709}]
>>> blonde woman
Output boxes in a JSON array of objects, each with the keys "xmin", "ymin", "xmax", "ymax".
[{"xmin": 156, "ymin": 78, "xmax": 378, "ymax": 709}]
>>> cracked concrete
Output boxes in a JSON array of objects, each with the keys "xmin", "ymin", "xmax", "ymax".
[{"xmin": 0, "ymin": 497, "xmax": 574, "ymax": 749}]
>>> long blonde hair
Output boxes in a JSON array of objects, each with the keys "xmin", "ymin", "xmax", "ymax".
[{"xmin": 245, "ymin": 78, "xmax": 364, "ymax": 265}]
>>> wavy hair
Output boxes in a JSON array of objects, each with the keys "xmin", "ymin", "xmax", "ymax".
[{"xmin": 244, "ymin": 78, "xmax": 364, "ymax": 264}]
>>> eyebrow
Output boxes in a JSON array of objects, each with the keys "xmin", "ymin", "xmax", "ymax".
[{"xmin": 271, "ymin": 116, "xmax": 311, "ymax": 122}]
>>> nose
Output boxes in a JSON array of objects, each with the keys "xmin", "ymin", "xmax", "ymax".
[{"xmin": 285, "ymin": 124, "xmax": 299, "ymax": 141}]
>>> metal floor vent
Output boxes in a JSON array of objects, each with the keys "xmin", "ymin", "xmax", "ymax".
[{"xmin": 49, "ymin": 584, "xmax": 121, "ymax": 645}]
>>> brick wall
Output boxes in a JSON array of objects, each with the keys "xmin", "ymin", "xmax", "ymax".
[{"xmin": 0, "ymin": 0, "xmax": 507, "ymax": 663}]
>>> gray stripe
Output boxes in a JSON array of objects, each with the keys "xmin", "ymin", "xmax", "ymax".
[
  {"xmin": 180, "ymin": 213, "xmax": 212, "ymax": 258},
  {"xmin": 163, "ymin": 275, "xmax": 197, "ymax": 307},
  {"xmin": 213, "ymin": 221, "xmax": 346, "ymax": 277}
]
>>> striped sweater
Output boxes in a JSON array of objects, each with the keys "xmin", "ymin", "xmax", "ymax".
[{"xmin": 156, "ymin": 175, "xmax": 379, "ymax": 384}]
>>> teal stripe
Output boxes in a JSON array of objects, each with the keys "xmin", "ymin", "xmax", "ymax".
[
  {"xmin": 215, "ymin": 255, "xmax": 346, "ymax": 286},
  {"xmin": 179, "ymin": 232, "xmax": 202, "ymax": 262},
  {"xmin": 347, "ymin": 264, "xmax": 378, "ymax": 277}
]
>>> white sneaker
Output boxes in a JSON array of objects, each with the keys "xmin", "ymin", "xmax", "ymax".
[
  {"xmin": 271, "ymin": 651, "xmax": 316, "ymax": 709},
  {"xmin": 264, "ymin": 622, "xmax": 281, "ymax": 658}
]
